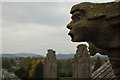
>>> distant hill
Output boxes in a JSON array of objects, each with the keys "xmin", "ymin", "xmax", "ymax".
[
  {"xmin": 56, "ymin": 53, "xmax": 74, "ymax": 59},
  {"xmin": 0, "ymin": 54, "xmax": 2, "ymax": 57},
  {"xmin": 56, "ymin": 53, "xmax": 108, "ymax": 60},
  {"xmin": 1, "ymin": 53, "xmax": 108, "ymax": 60},
  {"xmin": 2, "ymin": 54, "xmax": 19, "ymax": 58},
  {"xmin": 2, "ymin": 53, "xmax": 43, "ymax": 58},
  {"xmin": 16, "ymin": 53, "xmax": 42, "ymax": 57}
]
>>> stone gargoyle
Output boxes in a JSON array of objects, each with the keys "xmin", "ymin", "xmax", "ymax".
[{"xmin": 66, "ymin": 2, "xmax": 120, "ymax": 78}]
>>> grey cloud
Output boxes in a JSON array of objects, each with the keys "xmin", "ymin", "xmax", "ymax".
[
  {"xmin": 2, "ymin": 2, "xmax": 74, "ymax": 27},
  {"xmin": 3, "ymin": 1, "xmax": 113, "ymax": 27},
  {"xmin": 2, "ymin": 22, "xmax": 77, "ymax": 55},
  {"xmin": 2, "ymin": 1, "xmax": 114, "ymax": 55}
]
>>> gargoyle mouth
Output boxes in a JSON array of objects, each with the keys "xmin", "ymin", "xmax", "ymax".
[{"xmin": 68, "ymin": 33, "xmax": 74, "ymax": 39}]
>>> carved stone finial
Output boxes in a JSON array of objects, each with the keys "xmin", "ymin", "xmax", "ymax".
[
  {"xmin": 45, "ymin": 49, "xmax": 56, "ymax": 61},
  {"xmin": 72, "ymin": 44, "xmax": 91, "ymax": 78},
  {"xmin": 44, "ymin": 49, "xmax": 57, "ymax": 79},
  {"xmin": 74, "ymin": 44, "xmax": 90, "ymax": 62}
]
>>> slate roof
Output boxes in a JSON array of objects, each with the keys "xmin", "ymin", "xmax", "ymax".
[
  {"xmin": 92, "ymin": 61, "xmax": 116, "ymax": 80},
  {"xmin": 1, "ymin": 69, "xmax": 21, "ymax": 80}
]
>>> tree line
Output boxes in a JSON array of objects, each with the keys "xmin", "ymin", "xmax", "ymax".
[{"xmin": 2, "ymin": 56, "xmax": 107, "ymax": 80}]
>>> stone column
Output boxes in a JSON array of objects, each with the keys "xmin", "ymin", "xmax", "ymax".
[
  {"xmin": 72, "ymin": 44, "xmax": 92, "ymax": 79},
  {"xmin": 44, "ymin": 49, "xmax": 57, "ymax": 80}
]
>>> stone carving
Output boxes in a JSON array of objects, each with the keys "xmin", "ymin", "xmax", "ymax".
[
  {"xmin": 44, "ymin": 49, "xmax": 57, "ymax": 79},
  {"xmin": 72, "ymin": 44, "xmax": 91, "ymax": 79},
  {"xmin": 67, "ymin": 2, "xmax": 120, "ymax": 78}
]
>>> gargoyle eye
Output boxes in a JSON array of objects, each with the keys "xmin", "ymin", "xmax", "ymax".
[{"xmin": 76, "ymin": 16, "xmax": 82, "ymax": 21}]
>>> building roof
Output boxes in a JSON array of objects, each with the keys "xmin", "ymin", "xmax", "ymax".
[{"xmin": 92, "ymin": 61, "xmax": 116, "ymax": 79}]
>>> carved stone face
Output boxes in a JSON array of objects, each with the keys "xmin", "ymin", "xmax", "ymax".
[
  {"xmin": 67, "ymin": 9, "xmax": 106, "ymax": 42},
  {"xmin": 67, "ymin": 10, "xmax": 87, "ymax": 42},
  {"xmin": 66, "ymin": 2, "xmax": 120, "ymax": 50}
]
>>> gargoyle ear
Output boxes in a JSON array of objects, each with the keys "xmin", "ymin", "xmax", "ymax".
[{"xmin": 88, "ymin": 15, "xmax": 106, "ymax": 20}]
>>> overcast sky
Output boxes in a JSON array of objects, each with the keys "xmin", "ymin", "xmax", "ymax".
[{"xmin": 1, "ymin": 0, "xmax": 114, "ymax": 56}]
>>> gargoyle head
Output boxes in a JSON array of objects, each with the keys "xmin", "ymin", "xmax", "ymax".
[{"xmin": 67, "ymin": 2, "xmax": 120, "ymax": 51}]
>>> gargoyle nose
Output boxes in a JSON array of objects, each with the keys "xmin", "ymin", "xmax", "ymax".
[{"xmin": 67, "ymin": 25, "xmax": 72, "ymax": 29}]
